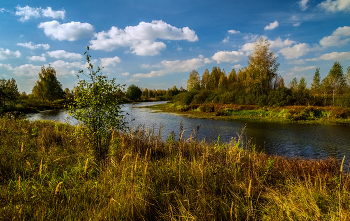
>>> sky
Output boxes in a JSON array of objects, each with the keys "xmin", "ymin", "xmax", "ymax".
[{"xmin": 0, "ymin": 0, "xmax": 350, "ymax": 93}]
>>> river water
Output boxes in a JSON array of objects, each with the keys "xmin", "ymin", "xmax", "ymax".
[{"xmin": 26, "ymin": 101, "xmax": 350, "ymax": 167}]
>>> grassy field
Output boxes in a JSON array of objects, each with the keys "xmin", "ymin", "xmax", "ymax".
[
  {"xmin": 0, "ymin": 117, "xmax": 349, "ymax": 220},
  {"xmin": 147, "ymin": 102, "xmax": 350, "ymax": 125}
]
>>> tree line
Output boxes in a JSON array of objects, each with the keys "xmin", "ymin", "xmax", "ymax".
[{"xmin": 180, "ymin": 38, "xmax": 350, "ymax": 107}]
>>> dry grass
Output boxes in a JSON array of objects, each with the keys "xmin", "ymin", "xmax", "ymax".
[{"xmin": 0, "ymin": 116, "xmax": 349, "ymax": 220}]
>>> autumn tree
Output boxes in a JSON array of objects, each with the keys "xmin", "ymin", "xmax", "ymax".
[
  {"xmin": 201, "ymin": 69, "xmax": 210, "ymax": 90},
  {"xmin": 208, "ymin": 67, "xmax": 221, "ymax": 90},
  {"xmin": 218, "ymin": 72, "xmax": 228, "ymax": 90},
  {"xmin": 187, "ymin": 69, "xmax": 201, "ymax": 91},
  {"xmin": 32, "ymin": 65, "xmax": 63, "ymax": 101},
  {"xmin": 327, "ymin": 61, "xmax": 345, "ymax": 105},
  {"xmin": 227, "ymin": 69, "xmax": 237, "ymax": 89},
  {"xmin": 311, "ymin": 68, "xmax": 321, "ymax": 99},
  {"xmin": 245, "ymin": 38, "xmax": 279, "ymax": 94}
]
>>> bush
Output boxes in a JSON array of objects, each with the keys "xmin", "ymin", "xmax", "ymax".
[{"xmin": 191, "ymin": 90, "xmax": 213, "ymax": 104}]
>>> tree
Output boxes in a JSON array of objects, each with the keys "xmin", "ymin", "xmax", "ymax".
[
  {"xmin": 311, "ymin": 68, "xmax": 321, "ymax": 99},
  {"xmin": 126, "ymin": 84, "xmax": 142, "ymax": 101},
  {"xmin": 218, "ymin": 73, "xmax": 228, "ymax": 90},
  {"xmin": 346, "ymin": 66, "xmax": 350, "ymax": 87},
  {"xmin": 67, "ymin": 47, "xmax": 127, "ymax": 161},
  {"xmin": 289, "ymin": 77, "xmax": 298, "ymax": 91},
  {"xmin": 201, "ymin": 69, "xmax": 210, "ymax": 90},
  {"xmin": 0, "ymin": 78, "xmax": 20, "ymax": 108},
  {"xmin": 327, "ymin": 61, "xmax": 345, "ymax": 105},
  {"xmin": 187, "ymin": 69, "xmax": 200, "ymax": 91},
  {"xmin": 227, "ymin": 69, "xmax": 237, "ymax": 89},
  {"xmin": 32, "ymin": 65, "xmax": 63, "ymax": 101},
  {"xmin": 245, "ymin": 38, "xmax": 279, "ymax": 94},
  {"xmin": 208, "ymin": 67, "xmax": 221, "ymax": 90}
]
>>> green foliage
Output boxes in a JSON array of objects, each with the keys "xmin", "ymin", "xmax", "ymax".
[
  {"xmin": 67, "ymin": 47, "xmax": 127, "ymax": 161},
  {"xmin": 126, "ymin": 84, "xmax": 142, "ymax": 101},
  {"xmin": 0, "ymin": 78, "xmax": 20, "ymax": 109},
  {"xmin": 187, "ymin": 69, "xmax": 201, "ymax": 91},
  {"xmin": 32, "ymin": 66, "xmax": 64, "ymax": 101}
]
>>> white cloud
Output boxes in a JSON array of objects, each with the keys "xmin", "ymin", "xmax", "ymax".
[
  {"xmin": 121, "ymin": 72, "xmax": 130, "ymax": 76},
  {"xmin": 291, "ymin": 66, "xmax": 316, "ymax": 72},
  {"xmin": 15, "ymin": 5, "xmax": 40, "ymax": 22},
  {"xmin": 228, "ymin": 30, "xmax": 240, "ymax": 34},
  {"xmin": 223, "ymin": 36, "xmax": 230, "ymax": 43},
  {"xmin": 41, "ymin": 7, "xmax": 65, "ymax": 19},
  {"xmin": 239, "ymin": 37, "xmax": 296, "ymax": 53},
  {"xmin": 0, "ymin": 48, "xmax": 21, "ymax": 60},
  {"xmin": 233, "ymin": 64, "xmax": 242, "ymax": 69},
  {"xmin": 28, "ymin": 54, "xmax": 46, "ymax": 62},
  {"xmin": 264, "ymin": 21, "xmax": 279, "ymax": 30},
  {"xmin": 15, "ymin": 6, "xmax": 65, "ymax": 22},
  {"xmin": 318, "ymin": 0, "xmax": 350, "ymax": 12},
  {"xmin": 89, "ymin": 20, "xmax": 198, "ymax": 56},
  {"xmin": 320, "ymin": 26, "xmax": 350, "ymax": 47},
  {"xmin": 101, "ymin": 56, "xmax": 121, "ymax": 67},
  {"xmin": 319, "ymin": 51, "xmax": 350, "ymax": 60},
  {"xmin": 177, "ymin": 45, "xmax": 182, "ymax": 51},
  {"xmin": 212, "ymin": 51, "xmax": 245, "ymax": 63},
  {"xmin": 299, "ymin": 0, "xmax": 309, "ymax": 11},
  {"xmin": 293, "ymin": 22, "xmax": 301, "ymax": 27},
  {"xmin": 243, "ymin": 34, "xmax": 260, "ymax": 42},
  {"xmin": 133, "ymin": 55, "xmax": 207, "ymax": 78},
  {"xmin": 38, "ymin": 20, "xmax": 94, "ymax": 41},
  {"xmin": 47, "ymin": 50, "xmax": 83, "ymax": 60},
  {"xmin": 17, "ymin": 42, "xmax": 50, "ymax": 50},
  {"xmin": 269, "ymin": 37, "xmax": 296, "ymax": 49},
  {"xmin": 279, "ymin": 43, "xmax": 311, "ymax": 59}
]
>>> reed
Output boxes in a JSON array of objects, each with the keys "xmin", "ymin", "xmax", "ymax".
[{"xmin": 0, "ymin": 117, "xmax": 349, "ymax": 220}]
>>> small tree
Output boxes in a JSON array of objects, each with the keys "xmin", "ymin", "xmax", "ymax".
[
  {"xmin": 327, "ymin": 61, "xmax": 345, "ymax": 105},
  {"xmin": 126, "ymin": 84, "xmax": 142, "ymax": 101},
  {"xmin": 187, "ymin": 69, "xmax": 201, "ymax": 91},
  {"xmin": 67, "ymin": 47, "xmax": 127, "ymax": 161},
  {"xmin": 32, "ymin": 65, "xmax": 63, "ymax": 101}
]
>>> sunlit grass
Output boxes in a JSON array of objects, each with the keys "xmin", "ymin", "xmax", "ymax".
[{"xmin": 1, "ymin": 117, "xmax": 349, "ymax": 220}]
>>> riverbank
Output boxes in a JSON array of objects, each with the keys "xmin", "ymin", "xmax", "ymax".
[
  {"xmin": 1, "ymin": 117, "xmax": 349, "ymax": 220},
  {"xmin": 147, "ymin": 102, "xmax": 350, "ymax": 125}
]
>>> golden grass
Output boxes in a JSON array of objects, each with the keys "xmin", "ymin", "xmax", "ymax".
[{"xmin": 0, "ymin": 117, "xmax": 349, "ymax": 220}]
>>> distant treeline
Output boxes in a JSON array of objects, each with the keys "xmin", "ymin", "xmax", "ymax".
[{"xmin": 174, "ymin": 38, "xmax": 350, "ymax": 107}]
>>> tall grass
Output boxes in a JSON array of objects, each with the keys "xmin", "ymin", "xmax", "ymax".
[{"xmin": 0, "ymin": 116, "xmax": 349, "ymax": 220}]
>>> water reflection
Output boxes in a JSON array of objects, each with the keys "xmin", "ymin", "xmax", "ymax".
[{"xmin": 26, "ymin": 101, "xmax": 350, "ymax": 167}]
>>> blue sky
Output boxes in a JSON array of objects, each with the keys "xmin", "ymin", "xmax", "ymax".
[{"xmin": 0, "ymin": 0, "xmax": 349, "ymax": 93}]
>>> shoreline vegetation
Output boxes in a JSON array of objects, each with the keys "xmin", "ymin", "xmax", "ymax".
[
  {"xmin": 1, "ymin": 117, "xmax": 349, "ymax": 220},
  {"xmin": 146, "ymin": 102, "xmax": 350, "ymax": 125}
]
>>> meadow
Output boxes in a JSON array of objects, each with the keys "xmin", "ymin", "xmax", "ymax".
[{"xmin": 0, "ymin": 116, "xmax": 349, "ymax": 220}]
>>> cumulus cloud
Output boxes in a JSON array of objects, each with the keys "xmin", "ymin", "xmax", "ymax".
[
  {"xmin": 212, "ymin": 51, "xmax": 245, "ymax": 63},
  {"xmin": 264, "ymin": 21, "xmax": 279, "ymax": 30},
  {"xmin": 15, "ymin": 5, "xmax": 65, "ymax": 22},
  {"xmin": 228, "ymin": 30, "xmax": 240, "ymax": 34},
  {"xmin": 319, "ymin": 51, "xmax": 350, "ymax": 60},
  {"xmin": 320, "ymin": 26, "xmax": 350, "ymax": 47},
  {"xmin": 28, "ymin": 54, "xmax": 46, "ymax": 62},
  {"xmin": 233, "ymin": 64, "xmax": 242, "ymax": 69},
  {"xmin": 279, "ymin": 43, "xmax": 311, "ymax": 59},
  {"xmin": 38, "ymin": 20, "xmax": 94, "ymax": 41},
  {"xmin": 0, "ymin": 48, "xmax": 21, "ymax": 60},
  {"xmin": 318, "ymin": 0, "xmax": 350, "ymax": 12},
  {"xmin": 291, "ymin": 66, "xmax": 316, "ymax": 72},
  {"xmin": 121, "ymin": 72, "xmax": 130, "ymax": 76},
  {"xmin": 47, "ymin": 50, "xmax": 83, "ymax": 60},
  {"xmin": 89, "ymin": 20, "xmax": 198, "ymax": 56},
  {"xmin": 17, "ymin": 42, "xmax": 50, "ymax": 50},
  {"xmin": 299, "ymin": 0, "xmax": 309, "ymax": 11},
  {"xmin": 41, "ymin": 7, "xmax": 65, "ymax": 19},
  {"xmin": 101, "ymin": 56, "xmax": 121, "ymax": 67},
  {"xmin": 239, "ymin": 37, "xmax": 296, "ymax": 53},
  {"xmin": 15, "ymin": 5, "xmax": 40, "ymax": 22},
  {"xmin": 132, "ymin": 55, "xmax": 207, "ymax": 78}
]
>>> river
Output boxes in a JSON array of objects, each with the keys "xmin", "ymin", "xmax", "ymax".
[{"xmin": 26, "ymin": 101, "xmax": 350, "ymax": 167}]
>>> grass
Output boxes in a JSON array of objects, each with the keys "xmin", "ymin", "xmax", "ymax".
[
  {"xmin": 1, "ymin": 116, "xmax": 350, "ymax": 220},
  {"xmin": 148, "ymin": 102, "xmax": 350, "ymax": 125}
]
